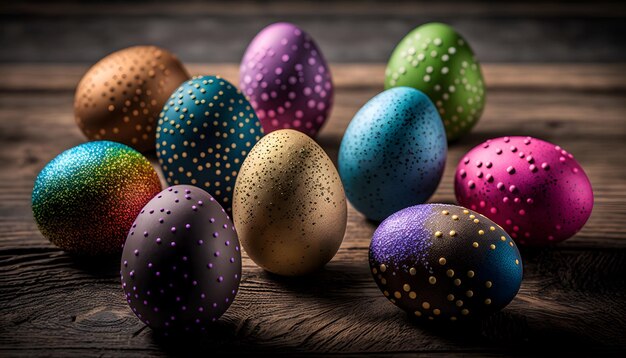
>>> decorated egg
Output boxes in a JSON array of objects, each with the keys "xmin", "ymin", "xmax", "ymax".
[
  {"xmin": 233, "ymin": 129, "xmax": 346, "ymax": 276},
  {"xmin": 32, "ymin": 141, "xmax": 162, "ymax": 255},
  {"xmin": 369, "ymin": 204, "xmax": 523, "ymax": 321},
  {"xmin": 338, "ymin": 87, "xmax": 447, "ymax": 222},
  {"xmin": 240, "ymin": 22, "xmax": 333, "ymax": 137},
  {"xmin": 454, "ymin": 136, "xmax": 593, "ymax": 245},
  {"xmin": 156, "ymin": 76, "xmax": 263, "ymax": 213},
  {"xmin": 121, "ymin": 185, "xmax": 241, "ymax": 332},
  {"xmin": 385, "ymin": 23, "xmax": 485, "ymax": 141},
  {"xmin": 74, "ymin": 46, "xmax": 190, "ymax": 152}
]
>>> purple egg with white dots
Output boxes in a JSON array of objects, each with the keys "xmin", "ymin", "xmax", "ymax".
[
  {"xmin": 120, "ymin": 185, "xmax": 241, "ymax": 332},
  {"xmin": 454, "ymin": 136, "xmax": 593, "ymax": 246},
  {"xmin": 240, "ymin": 22, "xmax": 333, "ymax": 137}
]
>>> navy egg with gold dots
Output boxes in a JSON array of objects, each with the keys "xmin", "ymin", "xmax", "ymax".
[
  {"xmin": 369, "ymin": 204, "xmax": 522, "ymax": 321},
  {"xmin": 156, "ymin": 75, "xmax": 263, "ymax": 213}
]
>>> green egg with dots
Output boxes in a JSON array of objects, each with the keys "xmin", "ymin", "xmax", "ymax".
[
  {"xmin": 156, "ymin": 75, "xmax": 263, "ymax": 213},
  {"xmin": 385, "ymin": 23, "xmax": 486, "ymax": 141}
]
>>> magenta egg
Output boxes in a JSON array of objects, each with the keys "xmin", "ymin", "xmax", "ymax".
[
  {"xmin": 240, "ymin": 22, "xmax": 333, "ymax": 137},
  {"xmin": 454, "ymin": 136, "xmax": 593, "ymax": 246}
]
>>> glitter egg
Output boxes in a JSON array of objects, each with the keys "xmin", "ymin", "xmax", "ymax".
[
  {"xmin": 32, "ymin": 141, "xmax": 162, "ymax": 255},
  {"xmin": 338, "ymin": 87, "xmax": 447, "ymax": 222},
  {"xmin": 156, "ymin": 75, "xmax": 263, "ymax": 213},
  {"xmin": 240, "ymin": 22, "xmax": 333, "ymax": 137},
  {"xmin": 369, "ymin": 204, "xmax": 523, "ymax": 321},
  {"xmin": 385, "ymin": 23, "xmax": 486, "ymax": 141},
  {"xmin": 233, "ymin": 129, "xmax": 347, "ymax": 276},
  {"xmin": 121, "ymin": 185, "xmax": 241, "ymax": 332},
  {"xmin": 454, "ymin": 136, "xmax": 593, "ymax": 245},
  {"xmin": 74, "ymin": 46, "xmax": 190, "ymax": 152}
]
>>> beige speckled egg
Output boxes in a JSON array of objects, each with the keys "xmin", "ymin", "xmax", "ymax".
[
  {"xmin": 74, "ymin": 46, "xmax": 190, "ymax": 152},
  {"xmin": 233, "ymin": 129, "xmax": 347, "ymax": 276}
]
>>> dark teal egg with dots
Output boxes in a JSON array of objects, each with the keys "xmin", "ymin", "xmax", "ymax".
[
  {"xmin": 156, "ymin": 76, "xmax": 263, "ymax": 213},
  {"xmin": 369, "ymin": 204, "xmax": 523, "ymax": 321},
  {"xmin": 338, "ymin": 87, "xmax": 447, "ymax": 222}
]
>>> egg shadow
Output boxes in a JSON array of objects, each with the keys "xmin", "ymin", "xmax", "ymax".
[
  {"xmin": 261, "ymin": 261, "xmax": 367, "ymax": 298},
  {"xmin": 66, "ymin": 252, "xmax": 121, "ymax": 277},
  {"xmin": 147, "ymin": 318, "xmax": 305, "ymax": 355}
]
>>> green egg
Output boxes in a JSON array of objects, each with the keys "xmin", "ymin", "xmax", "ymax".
[{"xmin": 385, "ymin": 23, "xmax": 486, "ymax": 141}]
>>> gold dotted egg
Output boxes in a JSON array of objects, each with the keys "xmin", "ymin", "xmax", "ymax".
[{"xmin": 233, "ymin": 129, "xmax": 347, "ymax": 276}]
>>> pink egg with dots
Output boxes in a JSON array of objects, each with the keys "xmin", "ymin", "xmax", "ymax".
[
  {"xmin": 240, "ymin": 22, "xmax": 333, "ymax": 137},
  {"xmin": 454, "ymin": 136, "xmax": 593, "ymax": 246}
]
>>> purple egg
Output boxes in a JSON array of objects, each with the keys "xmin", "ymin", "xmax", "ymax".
[
  {"xmin": 370, "ymin": 204, "xmax": 523, "ymax": 321},
  {"xmin": 455, "ymin": 136, "xmax": 593, "ymax": 245},
  {"xmin": 120, "ymin": 185, "xmax": 241, "ymax": 332},
  {"xmin": 240, "ymin": 22, "xmax": 333, "ymax": 137}
]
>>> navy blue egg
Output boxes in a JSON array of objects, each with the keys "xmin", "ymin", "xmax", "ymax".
[
  {"xmin": 156, "ymin": 76, "xmax": 263, "ymax": 213},
  {"xmin": 338, "ymin": 87, "xmax": 447, "ymax": 221},
  {"xmin": 369, "ymin": 204, "xmax": 523, "ymax": 321}
]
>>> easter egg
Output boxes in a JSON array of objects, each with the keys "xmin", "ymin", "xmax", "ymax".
[
  {"xmin": 156, "ymin": 75, "xmax": 263, "ymax": 213},
  {"xmin": 338, "ymin": 87, "xmax": 447, "ymax": 222},
  {"xmin": 385, "ymin": 23, "xmax": 485, "ymax": 141},
  {"xmin": 240, "ymin": 22, "xmax": 333, "ymax": 137},
  {"xmin": 454, "ymin": 136, "xmax": 593, "ymax": 245},
  {"xmin": 369, "ymin": 204, "xmax": 523, "ymax": 321},
  {"xmin": 121, "ymin": 185, "xmax": 241, "ymax": 331},
  {"xmin": 233, "ymin": 129, "xmax": 346, "ymax": 276},
  {"xmin": 74, "ymin": 46, "xmax": 190, "ymax": 152},
  {"xmin": 32, "ymin": 141, "xmax": 162, "ymax": 255}
]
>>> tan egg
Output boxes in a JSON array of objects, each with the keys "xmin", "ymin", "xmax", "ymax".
[
  {"xmin": 233, "ymin": 129, "xmax": 347, "ymax": 276},
  {"xmin": 74, "ymin": 46, "xmax": 190, "ymax": 152}
]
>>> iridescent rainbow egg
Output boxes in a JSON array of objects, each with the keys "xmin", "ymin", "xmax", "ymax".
[{"xmin": 32, "ymin": 141, "xmax": 162, "ymax": 255}]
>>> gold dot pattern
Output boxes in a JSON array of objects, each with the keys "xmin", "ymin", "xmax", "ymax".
[
  {"xmin": 75, "ymin": 46, "xmax": 190, "ymax": 152},
  {"xmin": 156, "ymin": 75, "xmax": 263, "ymax": 213},
  {"xmin": 369, "ymin": 204, "xmax": 523, "ymax": 321},
  {"xmin": 233, "ymin": 129, "xmax": 347, "ymax": 276}
]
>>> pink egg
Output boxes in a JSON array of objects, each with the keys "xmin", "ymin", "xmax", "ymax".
[
  {"xmin": 240, "ymin": 22, "xmax": 333, "ymax": 137},
  {"xmin": 454, "ymin": 136, "xmax": 593, "ymax": 246}
]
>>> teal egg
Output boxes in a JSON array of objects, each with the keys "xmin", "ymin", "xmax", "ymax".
[{"xmin": 156, "ymin": 76, "xmax": 263, "ymax": 213}]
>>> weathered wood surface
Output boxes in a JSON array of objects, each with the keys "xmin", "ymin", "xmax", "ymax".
[
  {"xmin": 0, "ymin": 63, "xmax": 625, "ymax": 356},
  {"xmin": 2, "ymin": 0, "xmax": 626, "ymax": 63}
]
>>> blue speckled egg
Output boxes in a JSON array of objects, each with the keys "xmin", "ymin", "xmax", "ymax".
[
  {"xmin": 338, "ymin": 87, "xmax": 447, "ymax": 221},
  {"xmin": 156, "ymin": 76, "xmax": 263, "ymax": 213},
  {"xmin": 369, "ymin": 204, "xmax": 523, "ymax": 321}
]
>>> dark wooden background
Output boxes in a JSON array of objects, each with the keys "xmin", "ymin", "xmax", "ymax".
[{"xmin": 1, "ymin": 1, "xmax": 625, "ymax": 356}]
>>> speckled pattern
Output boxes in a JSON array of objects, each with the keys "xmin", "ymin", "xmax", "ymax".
[
  {"xmin": 338, "ymin": 87, "xmax": 447, "ymax": 222},
  {"xmin": 454, "ymin": 136, "xmax": 594, "ymax": 245},
  {"xmin": 74, "ymin": 46, "xmax": 190, "ymax": 152},
  {"xmin": 385, "ymin": 23, "xmax": 485, "ymax": 141},
  {"xmin": 233, "ymin": 129, "xmax": 347, "ymax": 276},
  {"xmin": 156, "ymin": 75, "xmax": 263, "ymax": 213},
  {"xmin": 32, "ymin": 141, "xmax": 162, "ymax": 255},
  {"xmin": 369, "ymin": 204, "xmax": 523, "ymax": 321},
  {"xmin": 240, "ymin": 22, "xmax": 333, "ymax": 137},
  {"xmin": 120, "ymin": 185, "xmax": 241, "ymax": 332}
]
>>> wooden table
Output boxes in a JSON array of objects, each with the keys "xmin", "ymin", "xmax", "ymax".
[{"xmin": 1, "ymin": 63, "xmax": 625, "ymax": 356}]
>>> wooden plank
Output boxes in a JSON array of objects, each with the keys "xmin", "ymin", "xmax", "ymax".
[
  {"xmin": 2, "ymin": 64, "xmax": 626, "ymax": 92},
  {"xmin": 1, "ymin": 2, "xmax": 625, "ymax": 63},
  {"xmin": 0, "ymin": 64, "xmax": 625, "ymax": 355},
  {"xmin": 3, "ymin": 1, "xmax": 626, "ymax": 17}
]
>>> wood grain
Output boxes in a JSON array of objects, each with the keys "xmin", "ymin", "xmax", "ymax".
[
  {"xmin": 0, "ymin": 63, "xmax": 625, "ymax": 356},
  {"xmin": 2, "ymin": 1, "xmax": 625, "ymax": 63}
]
